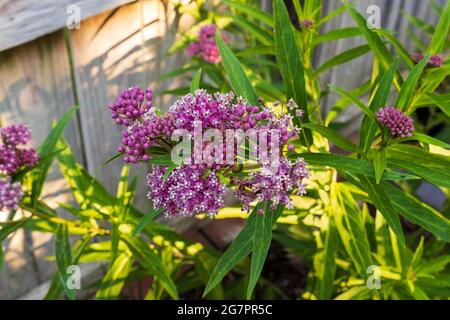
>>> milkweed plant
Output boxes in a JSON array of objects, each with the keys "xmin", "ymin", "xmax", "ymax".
[{"xmin": 1, "ymin": 0, "xmax": 449, "ymax": 300}]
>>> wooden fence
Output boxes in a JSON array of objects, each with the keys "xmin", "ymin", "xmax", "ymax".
[{"xmin": 0, "ymin": 0, "xmax": 445, "ymax": 299}]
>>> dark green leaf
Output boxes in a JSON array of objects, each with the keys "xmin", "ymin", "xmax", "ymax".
[
  {"xmin": 190, "ymin": 68, "xmax": 202, "ymax": 93},
  {"xmin": 55, "ymin": 224, "xmax": 75, "ymax": 300},
  {"xmin": 303, "ymin": 123, "xmax": 359, "ymax": 152},
  {"xmin": 273, "ymin": 0, "xmax": 311, "ymax": 144},
  {"xmin": 131, "ymin": 208, "xmax": 163, "ymax": 238},
  {"xmin": 247, "ymin": 203, "xmax": 273, "ymax": 299},
  {"xmin": 360, "ymin": 176, "xmax": 405, "ymax": 246}
]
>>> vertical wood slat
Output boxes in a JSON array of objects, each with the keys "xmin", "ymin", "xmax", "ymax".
[
  {"xmin": 0, "ymin": 30, "xmax": 84, "ymax": 299},
  {"xmin": 69, "ymin": 0, "xmax": 190, "ymax": 209}
]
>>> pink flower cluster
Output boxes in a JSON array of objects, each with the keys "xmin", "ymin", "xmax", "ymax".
[
  {"xmin": 0, "ymin": 124, "xmax": 39, "ymax": 174},
  {"xmin": 376, "ymin": 107, "xmax": 414, "ymax": 138},
  {"xmin": 0, "ymin": 177, "xmax": 23, "ymax": 211},
  {"xmin": 412, "ymin": 53, "xmax": 444, "ymax": 68},
  {"xmin": 187, "ymin": 24, "xmax": 222, "ymax": 64},
  {"xmin": 147, "ymin": 165, "xmax": 226, "ymax": 217},
  {"xmin": 232, "ymin": 157, "xmax": 309, "ymax": 212},
  {"xmin": 109, "ymin": 88, "xmax": 309, "ymax": 217},
  {"xmin": 0, "ymin": 124, "xmax": 39, "ymax": 211}
]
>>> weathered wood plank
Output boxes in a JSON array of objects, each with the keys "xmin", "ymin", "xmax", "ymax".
[
  {"xmin": 0, "ymin": 30, "xmax": 84, "ymax": 299},
  {"xmin": 69, "ymin": 0, "xmax": 191, "ymax": 209},
  {"xmin": 0, "ymin": 0, "xmax": 135, "ymax": 52}
]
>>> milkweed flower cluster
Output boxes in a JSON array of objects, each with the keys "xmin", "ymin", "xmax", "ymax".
[
  {"xmin": 0, "ymin": 177, "xmax": 23, "ymax": 211},
  {"xmin": 147, "ymin": 165, "xmax": 226, "ymax": 217},
  {"xmin": 412, "ymin": 53, "xmax": 444, "ymax": 68},
  {"xmin": 109, "ymin": 88, "xmax": 309, "ymax": 217},
  {"xmin": 187, "ymin": 24, "xmax": 223, "ymax": 64},
  {"xmin": 376, "ymin": 106, "xmax": 414, "ymax": 138},
  {"xmin": 232, "ymin": 157, "xmax": 309, "ymax": 212},
  {"xmin": 0, "ymin": 124, "xmax": 38, "ymax": 211},
  {"xmin": 0, "ymin": 124, "xmax": 39, "ymax": 174}
]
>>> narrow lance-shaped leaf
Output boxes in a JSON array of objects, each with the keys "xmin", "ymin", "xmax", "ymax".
[
  {"xmin": 96, "ymin": 252, "xmax": 133, "ymax": 300},
  {"xmin": 216, "ymin": 33, "xmax": 258, "ymax": 105},
  {"xmin": 396, "ymin": 57, "xmax": 428, "ymax": 112},
  {"xmin": 131, "ymin": 208, "xmax": 163, "ymax": 238},
  {"xmin": 31, "ymin": 105, "xmax": 79, "ymax": 206},
  {"xmin": 123, "ymin": 236, "xmax": 179, "ymax": 299},
  {"xmin": 303, "ymin": 123, "xmax": 359, "ymax": 153},
  {"xmin": 55, "ymin": 224, "xmax": 75, "ymax": 300},
  {"xmin": 317, "ymin": 44, "xmax": 371, "ymax": 75},
  {"xmin": 222, "ymin": 0, "xmax": 274, "ymax": 27},
  {"xmin": 314, "ymin": 220, "xmax": 338, "ymax": 300},
  {"xmin": 426, "ymin": 0, "xmax": 450, "ymax": 54},
  {"xmin": 373, "ymin": 148, "xmax": 386, "ymax": 184},
  {"xmin": 247, "ymin": 203, "xmax": 274, "ymax": 299},
  {"xmin": 190, "ymin": 68, "xmax": 202, "ymax": 93},
  {"xmin": 360, "ymin": 176, "xmax": 405, "ymax": 247},
  {"xmin": 273, "ymin": 0, "xmax": 312, "ymax": 145},
  {"xmin": 345, "ymin": 3, "xmax": 402, "ymax": 89},
  {"xmin": 360, "ymin": 62, "xmax": 397, "ymax": 153}
]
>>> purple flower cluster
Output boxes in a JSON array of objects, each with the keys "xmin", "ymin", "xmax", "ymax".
[
  {"xmin": 232, "ymin": 157, "xmax": 309, "ymax": 212},
  {"xmin": 0, "ymin": 177, "xmax": 23, "ymax": 211},
  {"xmin": 376, "ymin": 106, "xmax": 414, "ymax": 138},
  {"xmin": 108, "ymin": 86, "xmax": 153, "ymax": 126},
  {"xmin": 147, "ymin": 165, "xmax": 226, "ymax": 217},
  {"xmin": 170, "ymin": 90, "xmax": 298, "ymax": 168},
  {"xmin": 0, "ymin": 124, "xmax": 39, "ymax": 174},
  {"xmin": 187, "ymin": 24, "xmax": 222, "ymax": 64},
  {"xmin": 412, "ymin": 53, "xmax": 444, "ymax": 68},
  {"xmin": 109, "ymin": 87, "xmax": 309, "ymax": 217}
]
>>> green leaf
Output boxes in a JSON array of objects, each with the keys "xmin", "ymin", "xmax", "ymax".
[
  {"xmin": 222, "ymin": 0, "xmax": 274, "ymax": 27},
  {"xmin": 204, "ymin": 206, "xmax": 258, "ymax": 296},
  {"xmin": 314, "ymin": 221, "xmax": 338, "ymax": 300},
  {"xmin": 317, "ymin": 45, "xmax": 371, "ymax": 74},
  {"xmin": 96, "ymin": 252, "xmax": 133, "ymax": 300},
  {"xmin": 190, "ymin": 68, "xmax": 202, "ymax": 93},
  {"xmin": 332, "ymin": 184, "xmax": 373, "ymax": 277},
  {"xmin": 45, "ymin": 235, "xmax": 92, "ymax": 300},
  {"xmin": 330, "ymin": 85, "xmax": 377, "ymax": 122},
  {"xmin": 297, "ymin": 152, "xmax": 419, "ymax": 181},
  {"xmin": 55, "ymin": 224, "xmax": 75, "ymax": 300},
  {"xmin": 204, "ymin": 204, "xmax": 284, "ymax": 296},
  {"xmin": 229, "ymin": 14, "xmax": 273, "ymax": 45},
  {"xmin": 397, "ymin": 132, "xmax": 450, "ymax": 149},
  {"xmin": 163, "ymin": 163, "xmax": 178, "ymax": 181},
  {"xmin": 326, "ymin": 80, "xmax": 371, "ymax": 125},
  {"xmin": 360, "ymin": 62, "xmax": 397, "ymax": 153},
  {"xmin": 273, "ymin": 0, "xmax": 311, "ymax": 143},
  {"xmin": 360, "ymin": 176, "xmax": 405, "ymax": 246},
  {"xmin": 236, "ymin": 45, "xmax": 275, "ymax": 57},
  {"xmin": 345, "ymin": 3, "xmax": 401, "ymax": 88},
  {"xmin": 426, "ymin": 0, "xmax": 450, "ymax": 54},
  {"xmin": 395, "ymin": 56, "xmax": 428, "ymax": 112},
  {"xmin": 215, "ymin": 33, "xmax": 258, "ymax": 105},
  {"xmin": 314, "ymin": 27, "xmax": 360, "ymax": 45},
  {"xmin": 131, "ymin": 208, "xmax": 163, "ymax": 238},
  {"xmin": 303, "ymin": 123, "xmax": 359, "ymax": 152},
  {"xmin": 247, "ymin": 203, "xmax": 273, "ymax": 299},
  {"xmin": 31, "ymin": 105, "xmax": 79, "ymax": 206},
  {"xmin": 377, "ymin": 29, "xmax": 414, "ymax": 68},
  {"xmin": 0, "ymin": 218, "xmax": 30, "ymax": 241},
  {"xmin": 423, "ymin": 93, "xmax": 450, "ymax": 117},
  {"xmin": 123, "ymin": 236, "xmax": 178, "ymax": 299},
  {"xmin": 373, "ymin": 148, "xmax": 386, "ymax": 184},
  {"xmin": 387, "ymin": 144, "xmax": 450, "ymax": 189}
]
